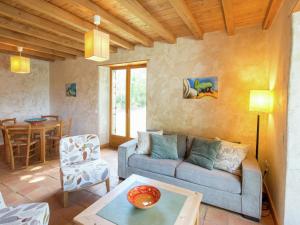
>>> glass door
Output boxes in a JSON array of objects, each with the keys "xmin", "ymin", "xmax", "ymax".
[{"xmin": 110, "ymin": 64, "xmax": 147, "ymax": 147}]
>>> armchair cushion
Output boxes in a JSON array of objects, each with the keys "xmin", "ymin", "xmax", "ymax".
[
  {"xmin": 0, "ymin": 193, "xmax": 6, "ymax": 209},
  {"xmin": 0, "ymin": 202, "xmax": 49, "ymax": 225},
  {"xmin": 61, "ymin": 159, "xmax": 109, "ymax": 192},
  {"xmin": 59, "ymin": 134, "xmax": 100, "ymax": 167}
]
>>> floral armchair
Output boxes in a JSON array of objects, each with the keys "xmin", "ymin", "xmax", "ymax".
[
  {"xmin": 59, "ymin": 134, "xmax": 110, "ymax": 207},
  {"xmin": 0, "ymin": 192, "xmax": 49, "ymax": 225}
]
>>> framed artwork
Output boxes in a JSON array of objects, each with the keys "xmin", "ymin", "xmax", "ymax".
[
  {"xmin": 66, "ymin": 83, "xmax": 76, "ymax": 97},
  {"xmin": 183, "ymin": 76, "xmax": 218, "ymax": 99}
]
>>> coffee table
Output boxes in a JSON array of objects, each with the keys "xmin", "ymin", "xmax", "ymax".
[{"xmin": 74, "ymin": 174, "xmax": 202, "ymax": 225}]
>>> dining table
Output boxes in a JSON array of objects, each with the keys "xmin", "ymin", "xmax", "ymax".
[{"xmin": 1, "ymin": 120, "xmax": 61, "ymax": 164}]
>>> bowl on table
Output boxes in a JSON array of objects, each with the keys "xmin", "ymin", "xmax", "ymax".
[
  {"xmin": 127, "ymin": 185, "xmax": 161, "ymax": 209},
  {"xmin": 24, "ymin": 118, "xmax": 47, "ymax": 125}
]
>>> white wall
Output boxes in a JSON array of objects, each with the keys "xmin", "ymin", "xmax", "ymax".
[
  {"xmin": 49, "ymin": 57, "xmax": 110, "ymax": 145},
  {"xmin": 50, "ymin": 27, "xmax": 271, "ymax": 154},
  {"xmin": 99, "ymin": 27, "xmax": 270, "ymax": 156},
  {"xmin": 0, "ymin": 53, "xmax": 50, "ymax": 143},
  {"xmin": 99, "ymin": 66, "xmax": 110, "ymax": 144},
  {"xmin": 284, "ymin": 11, "xmax": 300, "ymax": 225}
]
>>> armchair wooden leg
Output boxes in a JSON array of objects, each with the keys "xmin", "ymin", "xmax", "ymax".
[
  {"xmin": 63, "ymin": 191, "xmax": 69, "ymax": 208},
  {"xmin": 105, "ymin": 178, "xmax": 110, "ymax": 193}
]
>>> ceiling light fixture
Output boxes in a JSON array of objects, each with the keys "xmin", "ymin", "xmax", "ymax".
[
  {"xmin": 10, "ymin": 46, "xmax": 30, "ymax": 74},
  {"xmin": 85, "ymin": 15, "xmax": 110, "ymax": 62}
]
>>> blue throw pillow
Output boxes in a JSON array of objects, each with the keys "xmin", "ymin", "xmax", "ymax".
[
  {"xmin": 151, "ymin": 134, "xmax": 178, "ymax": 160},
  {"xmin": 186, "ymin": 137, "xmax": 221, "ymax": 170}
]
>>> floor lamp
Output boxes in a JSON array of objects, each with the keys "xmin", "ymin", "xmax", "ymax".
[{"xmin": 249, "ymin": 90, "xmax": 273, "ymax": 160}]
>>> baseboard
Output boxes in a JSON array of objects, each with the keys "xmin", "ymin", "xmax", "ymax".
[
  {"xmin": 100, "ymin": 143, "xmax": 110, "ymax": 149},
  {"xmin": 264, "ymin": 181, "xmax": 280, "ymax": 225}
]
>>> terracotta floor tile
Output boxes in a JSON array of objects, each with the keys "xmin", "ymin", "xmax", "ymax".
[
  {"xmin": 17, "ymin": 182, "xmax": 40, "ymax": 195},
  {"xmin": 205, "ymin": 206, "xmax": 229, "ymax": 225},
  {"xmin": 228, "ymin": 213, "xmax": 256, "ymax": 225},
  {"xmin": 49, "ymin": 211, "xmax": 72, "ymax": 225}
]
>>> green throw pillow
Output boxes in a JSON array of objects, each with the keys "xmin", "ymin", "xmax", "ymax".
[
  {"xmin": 151, "ymin": 134, "xmax": 178, "ymax": 160},
  {"xmin": 186, "ymin": 138, "xmax": 221, "ymax": 170}
]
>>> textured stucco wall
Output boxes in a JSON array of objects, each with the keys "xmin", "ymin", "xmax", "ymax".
[
  {"xmin": 100, "ymin": 27, "xmax": 270, "ymax": 156},
  {"xmin": 0, "ymin": 53, "xmax": 50, "ymax": 143},
  {"xmin": 264, "ymin": 1, "xmax": 294, "ymax": 224},
  {"xmin": 49, "ymin": 57, "xmax": 104, "ymax": 142},
  {"xmin": 284, "ymin": 11, "xmax": 300, "ymax": 225},
  {"xmin": 99, "ymin": 66, "xmax": 110, "ymax": 144}
]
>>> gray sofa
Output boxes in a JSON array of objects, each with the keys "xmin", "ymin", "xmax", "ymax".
[{"xmin": 118, "ymin": 138, "xmax": 262, "ymax": 221}]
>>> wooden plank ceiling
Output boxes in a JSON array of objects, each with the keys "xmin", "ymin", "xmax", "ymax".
[{"xmin": 0, "ymin": 0, "xmax": 285, "ymax": 61}]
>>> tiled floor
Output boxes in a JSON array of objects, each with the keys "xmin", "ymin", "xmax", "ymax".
[{"xmin": 0, "ymin": 149, "xmax": 274, "ymax": 225}]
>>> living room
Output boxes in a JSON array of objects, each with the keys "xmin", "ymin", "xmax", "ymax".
[{"xmin": 0, "ymin": 0, "xmax": 299, "ymax": 225}]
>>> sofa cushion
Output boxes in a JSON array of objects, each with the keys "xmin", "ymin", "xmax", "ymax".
[
  {"xmin": 128, "ymin": 154, "xmax": 182, "ymax": 177},
  {"xmin": 160, "ymin": 132, "xmax": 187, "ymax": 159},
  {"xmin": 136, "ymin": 130, "xmax": 163, "ymax": 154},
  {"xmin": 176, "ymin": 162, "xmax": 241, "ymax": 194},
  {"xmin": 186, "ymin": 138, "xmax": 221, "ymax": 170},
  {"xmin": 214, "ymin": 139, "xmax": 249, "ymax": 176},
  {"xmin": 151, "ymin": 134, "xmax": 178, "ymax": 160}
]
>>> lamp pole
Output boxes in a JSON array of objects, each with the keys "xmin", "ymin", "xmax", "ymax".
[{"xmin": 255, "ymin": 114, "xmax": 260, "ymax": 160}]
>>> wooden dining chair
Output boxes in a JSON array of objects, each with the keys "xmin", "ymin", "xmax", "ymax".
[
  {"xmin": 41, "ymin": 115, "xmax": 59, "ymax": 121},
  {"xmin": 0, "ymin": 118, "xmax": 16, "ymax": 161},
  {"xmin": 46, "ymin": 118, "xmax": 72, "ymax": 154},
  {"xmin": 61, "ymin": 118, "xmax": 72, "ymax": 137},
  {"xmin": 5, "ymin": 124, "xmax": 39, "ymax": 170}
]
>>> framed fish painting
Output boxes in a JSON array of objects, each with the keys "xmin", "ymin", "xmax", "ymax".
[{"xmin": 183, "ymin": 76, "xmax": 218, "ymax": 99}]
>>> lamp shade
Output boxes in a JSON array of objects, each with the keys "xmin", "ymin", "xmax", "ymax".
[
  {"xmin": 85, "ymin": 29, "xmax": 109, "ymax": 62},
  {"xmin": 249, "ymin": 90, "xmax": 273, "ymax": 113},
  {"xmin": 10, "ymin": 55, "xmax": 30, "ymax": 74}
]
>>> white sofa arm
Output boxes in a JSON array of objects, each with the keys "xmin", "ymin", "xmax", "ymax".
[
  {"xmin": 241, "ymin": 157, "xmax": 262, "ymax": 220},
  {"xmin": 118, "ymin": 139, "xmax": 137, "ymax": 179}
]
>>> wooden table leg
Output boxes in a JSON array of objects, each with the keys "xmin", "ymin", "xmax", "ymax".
[
  {"xmin": 40, "ymin": 128, "xmax": 46, "ymax": 163},
  {"xmin": 195, "ymin": 206, "xmax": 200, "ymax": 225}
]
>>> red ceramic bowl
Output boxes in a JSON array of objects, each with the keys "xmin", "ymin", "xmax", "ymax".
[{"xmin": 127, "ymin": 185, "xmax": 161, "ymax": 209}]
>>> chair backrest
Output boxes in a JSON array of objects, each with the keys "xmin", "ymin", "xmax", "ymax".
[
  {"xmin": 0, "ymin": 192, "xmax": 6, "ymax": 209},
  {"xmin": 0, "ymin": 118, "xmax": 17, "ymax": 143},
  {"xmin": 59, "ymin": 134, "xmax": 100, "ymax": 167},
  {"xmin": 5, "ymin": 124, "xmax": 31, "ymax": 145},
  {"xmin": 41, "ymin": 115, "xmax": 59, "ymax": 121},
  {"xmin": 61, "ymin": 118, "xmax": 72, "ymax": 137},
  {"xmin": 0, "ymin": 118, "xmax": 17, "ymax": 126}
]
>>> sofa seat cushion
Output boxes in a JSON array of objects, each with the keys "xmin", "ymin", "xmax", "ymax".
[
  {"xmin": 128, "ymin": 154, "xmax": 182, "ymax": 177},
  {"xmin": 176, "ymin": 162, "xmax": 241, "ymax": 194}
]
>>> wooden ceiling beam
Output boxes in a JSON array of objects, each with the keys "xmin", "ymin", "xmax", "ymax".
[
  {"xmin": 108, "ymin": 33, "xmax": 134, "ymax": 49},
  {"xmin": 118, "ymin": 0, "xmax": 176, "ymax": 43},
  {"xmin": 0, "ymin": 28, "xmax": 82, "ymax": 56},
  {"xmin": 0, "ymin": 16, "xmax": 83, "ymax": 50},
  {"xmin": 12, "ymin": 0, "xmax": 134, "ymax": 49},
  {"xmin": 0, "ymin": 36, "xmax": 75, "ymax": 59},
  {"xmin": 221, "ymin": 0, "xmax": 235, "ymax": 35},
  {"xmin": 0, "ymin": 43, "xmax": 56, "ymax": 61},
  {"xmin": 168, "ymin": 0, "xmax": 203, "ymax": 39},
  {"xmin": 263, "ymin": 0, "xmax": 284, "ymax": 29},
  {"xmin": 0, "ymin": 49, "xmax": 54, "ymax": 61},
  {"xmin": 72, "ymin": 0, "xmax": 153, "ymax": 47},
  {"xmin": 0, "ymin": 2, "xmax": 83, "ymax": 43}
]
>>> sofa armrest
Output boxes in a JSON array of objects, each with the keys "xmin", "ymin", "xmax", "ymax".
[
  {"xmin": 241, "ymin": 157, "xmax": 262, "ymax": 220},
  {"xmin": 118, "ymin": 139, "xmax": 137, "ymax": 179}
]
